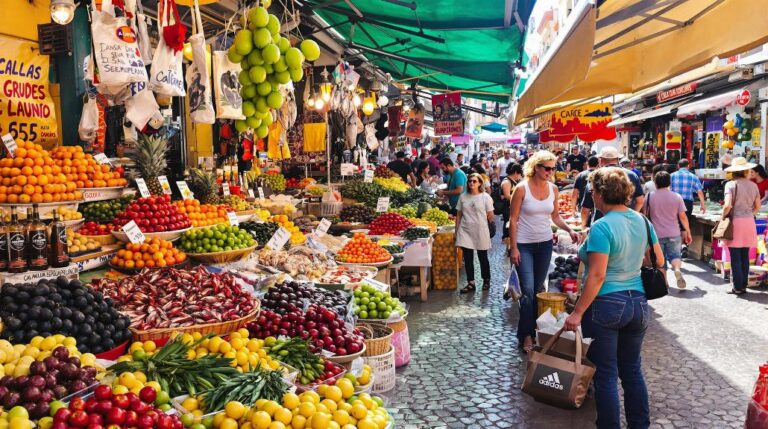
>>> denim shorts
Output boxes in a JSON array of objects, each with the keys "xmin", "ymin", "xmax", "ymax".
[{"xmin": 659, "ymin": 236, "xmax": 682, "ymax": 266}]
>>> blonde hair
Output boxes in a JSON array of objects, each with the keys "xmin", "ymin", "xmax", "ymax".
[
  {"xmin": 590, "ymin": 167, "xmax": 633, "ymax": 205},
  {"xmin": 466, "ymin": 173, "xmax": 484, "ymax": 194},
  {"xmin": 523, "ymin": 150, "xmax": 557, "ymax": 178}
]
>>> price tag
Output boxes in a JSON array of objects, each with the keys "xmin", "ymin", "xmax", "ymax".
[
  {"xmin": 247, "ymin": 189, "xmax": 255, "ymax": 198},
  {"xmin": 122, "ymin": 220, "xmax": 146, "ymax": 244},
  {"xmin": 363, "ymin": 169, "xmax": 374, "ymax": 183},
  {"xmin": 93, "ymin": 153, "xmax": 113, "ymax": 167},
  {"xmin": 227, "ymin": 211, "xmax": 240, "ymax": 226},
  {"xmin": 258, "ymin": 187, "xmax": 265, "ymax": 199},
  {"xmin": 340, "ymin": 163, "xmax": 355, "ymax": 176},
  {"xmin": 2, "ymin": 134, "xmax": 17, "ymax": 158},
  {"xmin": 157, "ymin": 176, "xmax": 172, "ymax": 195},
  {"xmin": 177, "ymin": 181, "xmax": 194, "ymax": 200},
  {"xmin": 266, "ymin": 227, "xmax": 291, "ymax": 250},
  {"xmin": 315, "ymin": 218, "xmax": 332, "ymax": 237},
  {"xmin": 376, "ymin": 197, "xmax": 390, "ymax": 213},
  {"xmin": 135, "ymin": 178, "xmax": 150, "ymax": 197},
  {"xmin": 222, "ymin": 182, "xmax": 231, "ymax": 196}
]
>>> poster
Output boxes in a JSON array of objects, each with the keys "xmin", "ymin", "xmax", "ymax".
[
  {"xmin": 0, "ymin": 35, "xmax": 58, "ymax": 147},
  {"xmin": 540, "ymin": 102, "xmax": 616, "ymax": 143},
  {"xmin": 431, "ymin": 92, "xmax": 463, "ymax": 135},
  {"xmin": 404, "ymin": 107, "xmax": 424, "ymax": 139},
  {"xmin": 705, "ymin": 131, "xmax": 721, "ymax": 168}
]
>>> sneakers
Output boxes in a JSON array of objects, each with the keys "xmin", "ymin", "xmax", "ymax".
[{"xmin": 674, "ymin": 270, "xmax": 686, "ymax": 289}]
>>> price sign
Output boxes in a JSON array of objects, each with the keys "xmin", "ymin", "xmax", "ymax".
[
  {"xmin": 157, "ymin": 176, "xmax": 172, "ymax": 195},
  {"xmin": 93, "ymin": 153, "xmax": 113, "ymax": 167},
  {"xmin": 340, "ymin": 163, "xmax": 355, "ymax": 176},
  {"xmin": 258, "ymin": 187, "xmax": 265, "ymax": 199},
  {"xmin": 376, "ymin": 197, "xmax": 390, "ymax": 213},
  {"xmin": 222, "ymin": 182, "xmax": 231, "ymax": 196},
  {"xmin": 247, "ymin": 189, "xmax": 255, "ymax": 198},
  {"xmin": 227, "ymin": 211, "xmax": 240, "ymax": 226},
  {"xmin": 363, "ymin": 169, "xmax": 374, "ymax": 183},
  {"xmin": 2, "ymin": 134, "xmax": 17, "ymax": 158},
  {"xmin": 315, "ymin": 218, "xmax": 332, "ymax": 237},
  {"xmin": 122, "ymin": 220, "xmax": 146, "ymax": 244},
  {"xmin": 177, "ymin": 181, "xmax": 194, "ymax": 200},
  {"xmin": 266, "ymin": 227, "xmax": 291, "ymax": 250},
  {"xmin": 135, "ymin": 178, "xmax": 151, "ymax": 197}
]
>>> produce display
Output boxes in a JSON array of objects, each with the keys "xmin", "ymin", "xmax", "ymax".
[
  {"xmin": 432, "ymin": 232, "xmax": 459, "ymax": 290},
  {"xmin": 339, "ymin": 205, "xmax": 376, "ymax": 224},
  {"xmin": 388, "ymin": 205, "xmax": 417, "ymax": 218},
  {"xmin": 79, "ymin": 222, "xmax": 115, "ymax": 237},
  {"xmin": 178, "ymin": 225, "xmax": 255, "ymax": 254},
  {"xmin": 112, "ymin": 195, "xmax": 192, "ymax": 233},
  {"xmin": 252, "ymin": 208, "xmax": 271, "ymax": 221},
  {"xmin": 400, "ymin": 226, "xmax": 431, "ymax": 241},
  {"xmin": 378, "ymin": 243, "xmax": 404, "ymax": 255},
  {"xmin": 316, "ymin": 266, "xmax": 376, "ymax": 285},
  {"xmin": 51, "ymin": 146, "xmax": 128, "ymax": 188},
  {"xmin": 291, "ymin": 215, "xmax": 316, "ymax": 232},
  {"xmin": 304, "ymin": 185, "xmax": 325, "ymax": 198},
  {"xmin": 110, "ymin": 238, "xmax": 187, "ymax": 270},
  {"xmin": 66, "ymin": 230, "xmax": 102, "ymax": 255},
  {"xmin": 406, "ymin": 218, "xmax": 437, "ymax": 233},
  {"xmin": 0, "ymin": 139, "xmax": 83, "ymax": 204},
  {"xmin": 249, "ymin": 247, "xmax": 333, "ymax": 280},
  {"xmin": 285, "ymin": 177, "xmax": 315, "ymax": 189},
  {"xmin": 0, "ymin": 407, "xmax": 33, "ymax": 429},
  {"xmin": 80, "ymin": 196, "xmax": 133, "ymax": 223},
  {"xmin": 373, "ymin": 165, "xmax": 396, "ymax": 179},
  {"xmin": 558, "ymin": 193, "xmax": 574, "ymax": 214},
  {"xmin": 131, "ymin": 134, "xmax": 169, "ymax": 196},
  {"xmin": 261, "ymin": 281, "xmax": 349, "ymax": 317},
  {"xmin": 259, "ymin": 337, "xmax": 335, "ymax": 385},
  {"xmin": 268, "ymin": 215, "xmax": 305, "ymax": 245},
  {"xmin": 175, "ymin": 200, "xmax": 231, "ymax": 228},
  {"xmin": 91, "ymin": 266, "xmax": 258, "ymax": 330},
  {"xmin": 421, "ymin": 207, "xmax": 453, "ymax": 226},
  {"xmin": 336, "ymin": 234, "xmax": 391, "ymax": 265},
  {"xmin": 253, "ymin": 172, "xmax": 286, "ymax": 192},
  {"xmin": 187, "ymin": 169, "xmax": 222, "ymax": 205},
  {"xmin": 373, "ymin": 177, "xmax": 409, "ymax": 193},
  {"xmin": 52, "ymin": 206, "xmax": 83, "ymax": 221},
  {"xmin": 221, "ymin": 195, "xmax": 250, "ymax": 212},
  {"xmin": 239, "ymin": 221, "xmax": 280, "ymax": 246},
  {"xmin": 367, "ymin": 212, "xmax": 412, "ymax": 236},
  {"xmin": 353, "ymin": 284, "xmax": 405, "ymax": 320},
  {"xmin": 0, "ymin": 277, "xmax": 132, "ymax": 353},
  {"xmin": 200, "ymin": 366, "xmax": 288, "ymax": 413},
  {"xmin": 390, "ymin": 188, "xmax": 433, "ymax": 208},
  {"xmin": 340, "ymin": 364, "xmax": 372, "ymax": 389},
  {"xmin": 550, "ymin": 255, "xmax": 580, "ymax": 284},
  {"xmin": 339, "ymin": 181, "xmax": 391, "ymax": 208}
]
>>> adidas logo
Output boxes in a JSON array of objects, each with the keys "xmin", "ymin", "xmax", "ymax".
[{"xmin": 538, "ymin": 372, "xmax": 564, "ymax": 390}]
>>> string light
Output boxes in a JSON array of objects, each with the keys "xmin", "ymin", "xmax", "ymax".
[{"xmin": 50, "ymin": 0, "xmax": 76, "ymax": 24}]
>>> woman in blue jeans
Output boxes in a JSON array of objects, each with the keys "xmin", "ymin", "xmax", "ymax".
[
  {"xmin": 564, "ymin": 167, "xmax": 665, "ymax": 429},
  {"xmin": 509, "ymin": 150, "xmax": 580, "ymax": 352}
]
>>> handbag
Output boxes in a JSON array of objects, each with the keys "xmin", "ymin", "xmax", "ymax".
[
  {"xmin": 488, "ymin": 219, "xmax": 496, "ymax": 239},
  {"xmin": 641, "ymin": 216, "xmax": 668, "ymax": 300},
  {"xmin": 712, "ymin": 183, "xmax": 737, "ymax": 240}
]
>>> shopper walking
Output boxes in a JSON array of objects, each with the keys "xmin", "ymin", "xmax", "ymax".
[
  {"xmin": 437, "ymin": 158, "xmax": 467, "ymax": 215},
  {"xmin": 572, "ymin": 156, "xmax": 598, "ymax": 224},
  {"xmin": 509, "ymin": 151, "xmax": 579, "ymax": 352},
  {"xmin": 500, "ymin": 163, "xmax": 523, "ymax": 241},
  {"xmin": 645, "ymin": 171, "xmax": 691, "ymax": 289},
  {"xmin": 455, "ymin": 173, "xmax": 494, "ymax": 293},
  {"xmin": 670, "ymin": 159, "xmax": 706, "ymax": 217},
  {"xmin": 721, "ymin": 157, "xmax": 761, "ymax": 295},
  {"xmin": 564, "ymin": 167, "xmax": 664, "ymax": 429},
  {"xmin": 581, "ymin": 147, "xmax": 645, "ymax": 225}
]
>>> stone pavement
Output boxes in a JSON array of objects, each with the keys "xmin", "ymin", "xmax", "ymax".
[{"xmin": 381, "ymin": 233, "xmax": 768, "ymax": 428}]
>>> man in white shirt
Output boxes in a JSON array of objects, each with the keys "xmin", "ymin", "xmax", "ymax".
[{"xmin": 496, "ymin": 150, "xmax": 513, "ymax": 182}]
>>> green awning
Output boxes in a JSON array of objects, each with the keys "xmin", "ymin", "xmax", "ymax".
[{"xmin": 311, "ymin": 0, "xmax": 536, "ymax": 102}]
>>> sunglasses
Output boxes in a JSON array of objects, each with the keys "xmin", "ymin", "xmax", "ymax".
[
  {"xmin": 468, "ymin": 179, "xmax": 481, "ymax": 183},
  {"xmin": 537, "ymin": 165, "xmax": 555, "ymax": 172}
]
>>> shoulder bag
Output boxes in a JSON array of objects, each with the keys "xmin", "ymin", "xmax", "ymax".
[
  {"xmin": 641, "ymin": 216, "xmax": 668, "ymax": 300},
  {"xmin": 712, "ymin": 183, "xmax": 737, "ymax": 240}
]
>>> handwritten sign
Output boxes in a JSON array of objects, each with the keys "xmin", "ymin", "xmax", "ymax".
[
  {"xmin": 135, "ymin": 178, "xmax": 150, "ymax": 197},
  {"xmin": 266, "ymin": 227, "xmax": 291, "ymax": 250},
  {"xmin": 177, "ymin": 181, "xmax": 194, "ymax": 200},
  {"xmin": 363, "ymin": 169, "xmax": 374, "ymax": 183},
  {"xmin": 122, "ymin": 220, "xmax": 146, "ymax": 244},
  {"xmin": 157, "ymin": 176, "xmax": 172, "ymax": 195},
  {"xmin": 222, "ymin": 182, "xmax": 231, "ymax": 196},
  {"xmin": 247, "ymin": 189, "xmax": 255, "ymax": 198},
  {"xmin": 227, "ymin": 211, "xmax": 239, "ymax": 226},
  {"xmin": 93, "ymin": 153, "xmax": 113, "ymax": 167},
  {"xmin": 376, "ymin": 197, "xmax": 390, "ymax": 213},
  {"xmin": 2, "ymin": 134, "xmax": 17, "ymax": 158},
  {"xmin": 258, "ymin": 187, "xmax": 265, "ymax": 199},
  {"xmin": 315, "ymin": 218, "xmax": 332, "ymax": 237},
  {"xmin": 340, "ymin": 163, "xmax": 355, "ymax": 176}
]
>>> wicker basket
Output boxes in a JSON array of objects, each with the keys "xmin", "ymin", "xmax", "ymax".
[
  {"xmin": 188, "ymin": 245, "xmax": 256, "ymax": 264},
  {"xmin": 537, "ymin": 292, "xmax": 567, "ymax": 317},
  {"xmin": 321, "ymin": 201, "xmax": 343, "ymax": 217},
  {"xmin": 356, "ymin": 322, "xmax": 394, "ymax": 357},
  {"xmin": 129, "ymin": 302, "xmax": 261, "ymax": 342}
]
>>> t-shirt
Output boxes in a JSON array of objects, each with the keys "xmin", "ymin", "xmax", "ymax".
[
  {"xmin": 573, "ymin": 169, "xmax": 593, "ymax": 207},
  {"xmin": 446, "ymin": 169, "xmax": 467, "ymax": 209},
  {"xmin": 582, "ymin": 166, "xmax": 644, "ymax": 224},
  {"xmin": 567, "ymin": 154, "xmax": 587, "ymax": 171},
  {"xmin": 646, "ymin": 188, "xmax": 686, "ymax": 239},
  {"xmin": 752, "ymin": 178, "xmax": 768, "ymax": 199},
  {"xmin": 725, "ymin": 179, "xmax": 760, "ymax": 218},
  {"xmin": 496, "ymin": 158, "xmax": 513, "ymax": 178},
  {"xmin": 387, "ymin": 160, "xmax": 412, "ymax": 183},
  {"xmin": 578, "ymin": 210, "xmax": 659, "ymax": 296},
  {"xmin": 427, "ymin": 156, "xmax": 440, "ymax": 176}
]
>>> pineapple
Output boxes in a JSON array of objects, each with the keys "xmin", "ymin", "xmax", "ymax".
[
  {"xmin": 132, "ymin": 133, "xmax": 169, "ymax": 196},
  {"xmin": 188, "ymin": 168, "xmax": 221, "ymax": 204}
]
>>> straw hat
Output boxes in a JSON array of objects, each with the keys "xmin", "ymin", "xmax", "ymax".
[
  {"xmin": 598, "ymin": 146, "xmax": 621, "ymax": 159},
  {"xmin": 724, "ymin": 156, "xmax": 756, "ymax": 172}
]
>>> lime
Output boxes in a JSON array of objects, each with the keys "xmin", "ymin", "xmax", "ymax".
[{"xmin": 155, "ymin": 390, "xmax": 170, "ymax": 406}]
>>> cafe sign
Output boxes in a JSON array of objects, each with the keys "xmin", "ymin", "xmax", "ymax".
[{"xmin": 656, "ymin": 82, "xmax": 697, "ymax": 104}]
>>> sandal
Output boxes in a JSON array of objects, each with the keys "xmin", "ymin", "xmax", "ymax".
[
  {"xmin": 728, "ymin": 288, "xmax": 747, "ymax": 295},
  {"xmin": 460, "ymin": 282, "xmax": 476, "ymax": 294},
  {"xmin": 481, "ymin": 280, "xmax": 491, "ymax": 290}
]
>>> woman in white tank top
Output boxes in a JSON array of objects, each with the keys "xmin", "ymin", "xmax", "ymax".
[{"xmin": 508, "ymin": 151, "xmax": 581, "ymax": 352}]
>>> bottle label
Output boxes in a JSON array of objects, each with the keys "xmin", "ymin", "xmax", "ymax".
[
  {"xmin": 31, "ymin": 231, "xmax": 46, "ymax": 250},
  {"xmin": 0, "ymin": 234, "xmax": 7, "ymax": 252},
  {"xmin": 58, "ymin": 229, "xmax": 67, "ymax": 245},
  {"xmin": 9, "ymin": 233, "xmax": 25, "ymax": 251}
]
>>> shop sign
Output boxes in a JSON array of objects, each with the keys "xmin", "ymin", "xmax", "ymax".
[
  {"xmin": 315, "ymin": 218, "xmax": 332, "ymax": 237},
  {"xmin": 266, "ymin": 227, "xmax": 290, "ymax": 250},
  {"xmin": 431, "ymin": 92, "xmax": 463, "ymax": 136},
  {"xmin": 340, "ymin": 163, "xmax": 355, "ymax": 176},
  {"xmin": 541, "ymin": 102, "xmax": 617, "ymax": 143},
  {"xmin": 257, "ymin": 187, "xmax": 265, "ymax": 199},
  {"xmin": 363, "ymin": 169, "xmax": 374, "ymax": 183},
  {"xmin": 135, "ymin": 178, "xmax": 150, "ymax": 197},
  {"xmin": 736, "ymin": 89, "xmax": 751, "ymax": 106},
  {"xmin": 614, "ymin": 101, "xmax": 642, "ymax": 116},
  {"xmin": 376, "ymin": 197, "xmax": 390, "ymax": 213},
  {"xmin": 656, "ymin": 82, "xmax": 697, "ymax": 103},
  {"xmin": 122, "ymin": 220, "xmax": 146, "ymax": 244},
  {"xmin": 227, "ymin": 211, "xmax": 239, "ymax": 226},
  {"xmin": 0, "ymin": 35, "xmax": 59, "ymax": 147}
]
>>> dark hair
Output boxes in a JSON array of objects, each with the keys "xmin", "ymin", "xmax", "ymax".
[
  {"xmin": 473, "ymin": 165, "xmax": 486, "ymax": 175},
  {"xmin": 651, "ymin": 163, "xmax": 667, "ymax": 178},
  {"xmin": 416, "ymin": 162, "xmax": 429, "ymax": 176},
  {"xmin": 395, "ymin": 151, "xmax": 406, "ymax": 159},
  {"xmin": 507, "ymin": 162, "xmax": 522, "ymax": 176},
  {"xmin": 440, "ymin": 158, "xmax": 454, "ymax": 167},
  {"xmin": 460, "ymin": 166, "xmax": 471, "ymax": 175},
  {"xmin": 431, "ymin": 148, "xmax": 439, "ymax": 155},
  {"xmin": 555, "ymin": 151, "xmax": 563, "ymax": 156},
  {"xmin": 653, "ymin": 171, "xmax": 671, "ymax": 188},
  {"xmin": 678, "ymin": 159, "xmax": 690, "ymax": 168},
  {"xmin": 732, "ymin": 170, "xmax": 747, "ymax": 178},
  {"xmin": 754, "ymin": 164, "xmax": 768, "ymax": 179},
  {"xmin": 587, "ymin": 156, "xmax": 599, "ymax": 168}
]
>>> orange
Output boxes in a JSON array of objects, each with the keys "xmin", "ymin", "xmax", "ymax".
[
  {"xmin": 124, "ymin": 260, "xmax": 135, "ymax": 269},
  {"xmin": 12, "ymin": 157, "xmax": 24, "ymax": 167},
  {"xmin": 10, "ymin": 185, "xmax": 21, "ymax": 194},
  {"xmin": 0, "ymin": 194, "xmax": 7, "ymax": 203},
  {"xmin": 42, "ymin": 166, "xmax": 52, "ymax": 175},
  {"xmin": 34, "ymin": 157, "xmax": 44, "ymax": 167},
  {"xmin": 19, "ymin": 194, "xmax": 30, "ymax": 203},
  {"xmin": 31, "ymin": 194, "xmax": 42, "ymax": 203},
  {"xmin": 32, "ymin": 166, "xmax": 42, "ymax": 176},
  {"xmin": 134, "ymin": 259, "xmax": 145, "ymax": 269},
  {"xmin": 42, "ymin": 193, "xmax": 52, "ymax": 203},
  {"xmin": 14, "ymin": 176, "xmax": 27, "ymax": 186},
  {"xmin": 6, "ymin": 194, "xmax": 17, "ymax": 204},
  {"xmin": 10, "ymin": 168, "xmax": 20, "ymax": 177},
  {"xmin": 23, "ymin": 158, "xmax": 34, "ymax": 167},
  {"xmin": 27, "ymin": 176, "xmax": 37, "ymax": 186},
  {"xmin": 15, "ymin": 148, "xmax": 27, "ymax": 158}
]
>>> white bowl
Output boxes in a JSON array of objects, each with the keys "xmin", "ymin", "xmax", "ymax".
[{"xmin": 111, "ymin": 227, "xmax": 191, "ymax": 243}]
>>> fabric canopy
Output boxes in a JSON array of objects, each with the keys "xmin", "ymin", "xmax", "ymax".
[
  {"xmin": 608, "ymin": 98, "xmax": 694, "ymax": 127},
  {"xmin": 311, "ymin": 0, "xmax": 536, "ymax": 102},
  {"xmin": 515, "ymin": 0, "xmax": 768, "ymax": 124}
]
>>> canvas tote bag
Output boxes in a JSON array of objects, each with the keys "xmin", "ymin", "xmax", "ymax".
[
  {"xmin": 133, "ymin": 0, "xmax": 154, "ymax": 65},
  {"xmin": 212, "ymin": 16, "xmax": 244, "ymax": 120},
  {"xmin": 522, "ymin": 328, "xmax": 595, "ymax": 409},
  {"xmin": 186, "ymin": 0, "xmax": 215, "ymax": 124},
  {"xmin": 149, "ymin": 0, "xmax": 186, "ymax": 97},
  {"xmin": 712, "ymin": 183, "xmax": 736, "ymax": 240}
]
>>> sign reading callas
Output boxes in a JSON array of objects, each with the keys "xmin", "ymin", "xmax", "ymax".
[{"xmin": 0, "ymin": 35, "xmax": 58, "ymax": 148}]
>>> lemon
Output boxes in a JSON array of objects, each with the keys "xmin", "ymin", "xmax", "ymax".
[
  {"xmin": 282, "ymin": 393, "xmax": 300, "ymax": 410},
  {"xmin": 340, "ymin": 426, "xmax": 355, "ymax": 429},
  {"xmin": 230, "ymin": 338, "xmax": 245, "ymax": 351},
  {"xmin": 181, "ymin": 333, "xmax": 195, "ymax": 344},
  {"xmin": 331, "ymin": 411, "xmax": 349, "ymax": 426},
  {"xmin": 358, "ymin": 394, "xmax": 373, "ymax": 410},
  {"xmin": 218, "ymin": 342, "xmax": 232, "ymax": 354},
  {"xmin": 249, "ymin": 354, "xmax": 260, "ymax": 367},
  {"xmin": 7, "ymin": 406, "xmax": 29, "ymax": 421},
  {"xmin": 238, "ymin": 328, "xmax": 250, "ymax": 338},
  {"xmin": 147, "ymin": 381, "xmax": 162, "ymax": 392},
  {"xmin": 133, "ymin": 371, "xmax": 147, "ymax": 383},
  {"xmin": 251, "ymin": 411, "xmax": 272, "ymax": 429},
  {"xmin": 290, "ymin": 415, "xmax": 306, "ymax": 429},
  {"xmin": 8, "ymin": 418, "xmax": 31, "ymax": 429},
  {"xmin": 187, "ymin": 350, "xmax": 197, "ymax": 360},
  {"xmin": 350, "ymin": 404, "xmax": 367, "ymax": 420},
  {"xmin": 225, "ymin": 401, "xmax": 246, "ymax": 419},
  {"xmin": 316, "ymin": 384, "xmax": 328, "ymax": 396},
  {"xmin": 119, "ymin": 372, "xmax": 138, "ymax": 388},
  {"xmin": 21, "ymin": 346, "xmax": 39, "ymax": 358},
  {"xmin": 319, "ymin": 400, "xmax": 337, "ymax": 413},
  {"xmin": 143, "ymin": 341, "xmax": 157, "ymax": 353},
  {"xmin": 255, "ymin": 399, "xmax": 268, "ymax": 410},
  {"xmin": 224, "ymin": 351, "xmax": 237, "ymax": 360},
  {"xmin": 37, "ymin": 417, "xmax": 53, "ymax": 429},
  {"xmin": 356, "ymin": 419, "xmax": 377, "ymax": 429},
  {"xmin": 300, "ymin": 391, "xmax": 320, "ymax": 405},
  {"xmin": 309, "ymin": 412, "xmax": 330, "ymax": 429},
  {"xmin": 267, "ymin": 423, "xmax": 286, "ymax": 429},
  {"xmin": 298, "ymin": 402, "xmax": 316, "ymax": 418},
  {"xmin": 273, "ymin": 408, "xmax": 293, "ymax": 425},
  {"xmin": 192, "ymin": 410, "xmax": 204, "ymax": 418},
  {"xmin": 262, "ymin": 401, "xmax": 280, "ymax": 417},
  {"xmin": 195, "ymin": 348, "xmax": 208, "ymax": 358},
  {"xmin": 29, "ymin": 336, "xmax": 44, "ymax": 348},
  {"xmin": 81, "ymin": 353, "xmax": 96, "ymax": 367},
  {"xmin": 323, "ymin": 386, "xmax": 342, "ymax": 403},
  {"xmin": 182, "ymin": 397, "xmax": 200, "ymax": 412},
  {"xmin": 337, "ymin": 403, "xmax": 352, "ymax": 413},
  {"xmin": 129, "ymin": 341, "xmax": 144, "ymax": 352},
  {"xmin": 112, "ymin": 385, "xmax": 129, "ymax": 395},
  {"xmin": 208, "ymin": 337, "xmax": 223, "ymax": 354},
  {"xmin": 335, "ymin": 379, "xmax": 354, "ymax": 399},
  {"xmin": 13, "ymin": 364, "xmax": 29, "ymax": 377},
  {"xmin": 247, "ymin": 339, "xmax": 261, "ymax": 352},
  {"xmin": 39, "ymin": 337, "xmax": 57, "ymax": 351},
  {"xmin": 236, "ymin": 351, "xmax": 249, "ymax": 366},
  {"xmin": 212, "ymin": 413, "xmax": 226, "ymax": 429},
  {"xmin": 230, "ymin": 332, "xmax": 242, "ymax": 340},
  {"xmin": 219, "ymin": 417, "xmax": 238, "ymax": 429},
  {"xmin": 357, "ymin": 371, "xmax": 370, "ymax": 385}
]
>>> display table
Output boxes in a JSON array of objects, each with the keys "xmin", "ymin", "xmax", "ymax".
[{"xmin": 689, "ymin": 213, "xmax": 718, "ymax": 261}]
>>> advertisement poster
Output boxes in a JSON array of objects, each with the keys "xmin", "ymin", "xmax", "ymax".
[
  {"xmin": 540, "ymin": 102, "xmax": 616, "ymax": 143},
  {"xmin": 0, "ymin": 35, "xmax": 58, "ymax": 147},
  {"xmin": 431, "ymin": 92, "xmax": 463, "ymax": 135},
  {"xmin": 705, "ymin": 131, "xmax": 721, "ymax": 168},
  {"xmin": 404, "ymin": 107, "xmax": 424, "ymax": 139}
]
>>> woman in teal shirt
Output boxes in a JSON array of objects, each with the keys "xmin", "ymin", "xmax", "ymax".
[{"xmin": 564, "ymin": 167, "xmax": 664, "ymax": 429}]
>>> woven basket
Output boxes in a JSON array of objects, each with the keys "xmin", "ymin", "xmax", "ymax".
[
  {"xmin": 129, "ymin": 302, "xmax": 261, "ymax": 342},
  {"xmin": 188, "ymin": 245, "xmax": 256, "ymax": 264},
  {"xmin": 356, "ymin": 322, "xmax": 394, "ymax": 357},
  {"xmin": 537, "ymin": 292, "xmax": 567, "ymax": 317}
]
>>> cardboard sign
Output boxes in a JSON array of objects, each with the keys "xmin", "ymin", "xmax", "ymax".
[
  {"xmin": 266, "ymin": 227, "xmax": 291, "ymax": 250},
  {"xmin": 177, "ymin": 181, "xmax": 194, "ymax": 200},
  {"xmin": 2, "ymin": 134, "xmax": 17, "ymax": 158},
  {"xmin": 247, "ymin": 189, "xmax": 255, "ymax": 198},
  {"xmin": 93, "ymin": 153, "xmax": 113, "ymax": 167},
  {"xmin": 135, "ymin": 178, "xmax": 150, "ymax": 197},
  {"xmin": 227, "ymin": 211, "xmax": 239, "ymax": 226},
  {"xmin": 340, "ymin": 163, "xmax": 356, "ymax": 176},
  {"xmin": 222, "ymin": 182, "xmax": 231, "ymax": 196},
  {"xmin": 122, "ymin": 220, "xmax": 146, "ymax": 244},
  {"xmin": 376, "ymin": 197, "xmax": 390, "ymax": 213},
  {"xmin": 364, "ymin": 169, "xmax": 374, "ymax": 183},
  {"xmin": 316, "ymin": 218, "xmax": 332, "ymax": 237}
]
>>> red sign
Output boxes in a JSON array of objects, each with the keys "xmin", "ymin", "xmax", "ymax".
[
  {"xmin": 736, "ymin": 89, "xmax": 751, "ymax": 106},
  {"xmin": 540, "ymin": 102, "xmax": 617, "ymax": 143},
  {"xmin": 431, "ymin": 92, "xmax": 463, "ymax": 135},
  {"xmin": 656, "ymin": 82, "xmax": 697, "ymax": 103}
]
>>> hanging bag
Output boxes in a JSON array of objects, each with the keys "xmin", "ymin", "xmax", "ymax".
[
  {"xmin": 641, "ymin": 216, "xmax": 668, "ymax": 300},
  {"xmin": 78, "ymin": 96, "xmax": 99, "ymax": 142},
  {"xmin": 149, "ymin": 0, "xmax": 186, "ymax": 97},
  {"xmin": 712, "ymin": 183, "xmax": 737, "ymax": 240},
  {"xmin": 186, "ymin": 0, "xmax": 215, "ymax": 124},
  {"xmin": 134, "ymin": 0, "xmax": 153, "ymax": 65},
  {"xmin": 212, "ymin": 16, "xmax": 244, "ymax": 120}
]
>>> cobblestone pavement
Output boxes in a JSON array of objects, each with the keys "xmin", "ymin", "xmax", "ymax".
[{"xmin": 381, "ymin": 231, "xmax": 768, "ymax": 428}]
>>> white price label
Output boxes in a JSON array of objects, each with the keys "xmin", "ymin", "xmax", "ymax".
[
  {"xmin": 177, "ymin": 181, "xmax": 194, "ymax": 200},
  {"xmin": 376, "ymin": 197, "xmax": 390, "ymax": 213},
  {"xmin": 122, "ymin": 220, "xmax": 146, "ymax": 244},
  {"xmin": 258, "ymin": 187, "xmax": 265, "ymax": 199},
  {"xmin": 2, "ymin": 134, "xmax": 17, "ymax": 158},
  {"xmin": 222, "ymin": 182, "xmax": 231, "ymax": 196},
  {"xmin": 363, "ymin": 169, "xmax": 374, "ymax": 183},
  {"xmin": 340, "ymin": 163, "xmax": 355, "ymax": 176},
  {"xmin": 93, "ymin": 153, "xmax": 113, "ymax": 167},
  {"xmin": 315, "ymin": 218, "xmax": 332, "ymax": 237},
  {"xmin": 135, "ymin": 178, "xmax": 151, "ymax": 197},
  {"xmin": 157, "ymin": 176, "xmax": 172, "ymax": 195},
  {"xmin": 247, "ymin": 189, "xmax": 255, "ymax": 198},
  {"xmin": 227, "ymin": 211, "xmax": 239, "ymax": 226},
  {"xmin": 266, "ymin": 227, "xmax": 291, "ymax": 250}
]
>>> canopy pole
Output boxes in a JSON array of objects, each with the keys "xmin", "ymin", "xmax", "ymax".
[
  {"xmin": 348, "ymin": 43, "xmax": 454, "ymax": 75},
  {"xmin": 396, "ymin": 72, "xmax": 443, "ymax": 82}
]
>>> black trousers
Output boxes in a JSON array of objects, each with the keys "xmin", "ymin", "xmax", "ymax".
[{"xmin": 461, "ymin": 247, "xmax": 490, "ymax": 283}]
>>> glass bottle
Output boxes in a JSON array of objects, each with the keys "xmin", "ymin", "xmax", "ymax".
[
  {"xmin": 0, "ymin": 211, "xmax": 8, "ymax": 272},
  {"xmin": 27, "ymin": 204, "xmax": 49, "ymax": 270},
  {"xmin": 7, "ymin": 207, "xmax": 27, "ymax": 273},
  {"xmin": 49, "ymin": 209, "xmax": 70, "ymax": 268}
]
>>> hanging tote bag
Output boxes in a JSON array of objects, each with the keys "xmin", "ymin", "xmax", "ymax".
[
  {"xmin": 134, "ymin": 0, "xmax": 154, "ymax": 65},
  {"xmin": 212, "ymin": 16, "xmax": 244, "ymax": 120},
  {"xmin": 186, "ymin": 0, "xmax": 215, "ymax": 124},
  {"xmin": 149, "ymin": 0, "xmax": 186, "ymax": 97},
  {"xmin": 712, "ymin": 183, "xmax": 737, "ymax": 240},
  {"xmin": 641, "ymin": 216, "xmax": 668, "ymax": 300}
]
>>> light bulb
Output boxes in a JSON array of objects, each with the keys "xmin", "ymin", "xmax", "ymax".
[
  {"xmin": 307, "ymin": 98, "xmax": 316, "ymax": 108},
  {"xmin": 315, "ymin": 99, "xmax": 325, "ymax": 110},
  {"xmin": 353, "ymin": 94, "xmax": 361, "ymax": 107},
  {"xmin": 377, "ymin": 95, "xmax": 389, "ymax": 107},
  {"xmin": 50, "ymin": 0, "xmax": 76, "ymax": 25},
  {"xmin": 362, "ymin": 101, "xmax": 375, "ymax": 116},
  {"xmin": 322, "ymin": 92, "xmax": 331, "ymax": 102}
]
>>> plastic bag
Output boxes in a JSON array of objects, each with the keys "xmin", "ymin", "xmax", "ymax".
[
  {"xmin": 503, "ymin": 266, "xmax": 522, "ymax": 301},
  {"xmin": 78, "ymin": 97, "xmax": 98, "ymax": 142}
]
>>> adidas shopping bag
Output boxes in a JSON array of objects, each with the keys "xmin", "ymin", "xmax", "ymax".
[{"xmin": 521, "ymin": 328, "xmax": 595, "ymax": 409}]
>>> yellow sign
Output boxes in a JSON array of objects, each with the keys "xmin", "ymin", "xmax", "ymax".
[{"xmin": 0, "ymin": 35, "xmax": 58, "ymax": 147}]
